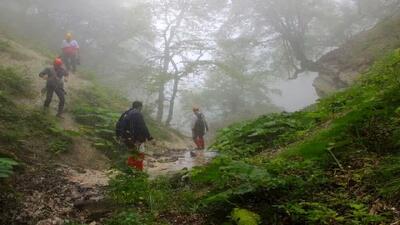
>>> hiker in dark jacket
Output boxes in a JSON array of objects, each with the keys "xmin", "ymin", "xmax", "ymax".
[
  {"xmin": 117, "ymin": 101, "xmax": 153, "ymax": 148},
  {"xmin": 39, "ymin": 57, "xmax": 68, "ymax": 117},
  {"xmin": 191, "ymin": 107, "xmax": 209, "ymax": 150},
  {"xmin": 116, "ymin": 101, "xmax": 153, "ymax": 171}
]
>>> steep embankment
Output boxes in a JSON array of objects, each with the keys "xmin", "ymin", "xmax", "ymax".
[
  {"xmin": 0, "ymin": 34, "xmax": 191, "ymax": 224},
  {"xmin": 0, "ymin": 33, "xmax": 115, "ymax": 225},
  {"xmin": 101, "ymin": 51, "xmax": 400, "ymax": 224},
  {"xmin": 314, "ymin": 11, "xmax": 400, "ymax": 96}
]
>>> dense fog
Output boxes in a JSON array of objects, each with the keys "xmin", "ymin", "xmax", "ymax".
[{"xmin": 1, "ymin": 0, "xmax": 398, "ymax": 134}]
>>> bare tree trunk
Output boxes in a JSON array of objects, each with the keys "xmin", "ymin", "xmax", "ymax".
[
  {"xmin": 155, "ymin": 6, "xmax": 186, "ymax": 122},
  {"xmin": 165, "ymin": 75, "xmax": 180, "ymax": 126},
  {"xmin": 156, "ymin": 83, "xmax": 165, "ymax": 122},
  {"xmin": 156, "ymin": 47, "xmax": 170, "ymax": 122}
]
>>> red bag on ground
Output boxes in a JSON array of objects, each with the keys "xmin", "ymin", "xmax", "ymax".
[{"xmin": 127, "ymin": 153, "xmax": 145, "ymax": 171}]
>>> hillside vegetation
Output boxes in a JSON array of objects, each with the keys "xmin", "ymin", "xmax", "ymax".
[
  {"xmin": 1, "ymin": 16, "xmax": 400, "ymax": 225},
  {"xmin": 314, "ymin": 11, "xmax": 400, "ymax": 96},
  {"xmin": 0, "ymin": 34, "xmax": 188, "ymax": 224},
  {"xmin": 104, "ymin": 50, "xmax": 400, "ymax": 224}
]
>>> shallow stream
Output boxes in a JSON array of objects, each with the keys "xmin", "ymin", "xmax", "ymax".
[{"xmin": 145, "ymin": 149, "xmax": 218, "ymax": 177}]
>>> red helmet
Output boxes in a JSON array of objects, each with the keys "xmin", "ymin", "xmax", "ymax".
[{"xmin": 54, "ymin": 57, "xmax": 63, "ymax": 67}]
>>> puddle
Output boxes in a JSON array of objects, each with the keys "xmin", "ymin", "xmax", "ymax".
[{"xmin": 145, "ymin": 149, "xmax": 218, "ymax": 177}]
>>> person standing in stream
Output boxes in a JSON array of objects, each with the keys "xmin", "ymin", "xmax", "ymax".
[
  {"xmin": 39, "ymin": 57, "xmax": 69, "ymax": 118},
  {"xmin": 116, "ymin": 101, "xmax": 153, "ymax": 171},
  {"xmin": 191, "ymin": 107, "xmax": 209, "ymax": 150},
  {"xmin": 61, "ymin": 32, "xmax": 80, "ymax": 73}
]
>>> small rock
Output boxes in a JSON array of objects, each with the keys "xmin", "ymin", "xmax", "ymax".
[{"xmin": 36, "ymin": 217, "xmax": 63, "ymax": 225}]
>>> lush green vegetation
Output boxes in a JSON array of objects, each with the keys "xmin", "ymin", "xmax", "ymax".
[
  {"xmin": 0, "ymin": 158, "xmax": 18, "ymax": 178},
  {"xmin": 107, "ymin": 50, "xmax": 400, "ymax": 224},
  {"xmin": 68, "ymin": 71, "xmax": 183, "ymax": 170},
  {"xmin": 0, "ymin": 66, "xmax": 74, "ymax": 175}
]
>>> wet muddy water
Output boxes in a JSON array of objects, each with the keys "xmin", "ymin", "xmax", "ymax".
[{"xmin": 145, "ymin": 149, "xmax": 218, "ymax": 177}]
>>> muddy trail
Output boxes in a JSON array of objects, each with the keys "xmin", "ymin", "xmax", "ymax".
[{"xmin": 0, "ymin": 35, "xmax": 217, "ymax": 224}]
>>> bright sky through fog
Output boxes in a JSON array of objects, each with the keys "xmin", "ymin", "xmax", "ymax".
[{"xmin": 270, "ymin": 73, "xmax": 319, "ymax": 112}]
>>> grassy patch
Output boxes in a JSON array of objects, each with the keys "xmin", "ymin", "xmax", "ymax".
[
  {"xmin": 0, "ymin": 67, "xmax": 73, "ymax": 156},
  {"xmin": 69, "ymin": 75, "xmax": 180, "ymax": 164},
  {"xmin": 0, "ymin": 40, "xmax": 33, "ymax": 61},
  {"xmin": 106, "ymin": 50, "xmax": 400, "ymax": 224},
  {"xmin": 0, "ymin": 66, "xmax": 33, "ymax": 97}
]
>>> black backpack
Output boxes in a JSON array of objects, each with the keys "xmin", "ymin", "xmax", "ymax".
[
  {"xmin": 116, "ymin": 109, "xmax": 132, "ymax": 138},
  {"xmin": 194, "ymin": 113, "xmax": 206, "ymax": 132}
]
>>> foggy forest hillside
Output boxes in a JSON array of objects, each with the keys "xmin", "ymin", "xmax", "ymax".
[
  {"xmin": 1, "ymin": 0, "xmax": 400, "ymax": 225},
  {"xmin": 1, "ymin": 0, "xmax": 398, "ymax": 134}
]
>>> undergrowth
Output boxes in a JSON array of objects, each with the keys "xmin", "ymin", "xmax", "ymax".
[
  {"xmin": 107, "ymin": 50, "xmax": 400, "ymax": 224},
  {"xmin": 69, "ymin": 76, "xmax": 180, "ymax": 169},
  {"xmin": 0, "ymin": 67, "xmax": 74, "ymax": 169}
]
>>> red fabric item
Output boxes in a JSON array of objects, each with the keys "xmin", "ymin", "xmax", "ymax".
[
  {"xmin": 62, "ymin": 47, "xmax": 78, "ymax": 56},
  {"xmin": 54, "ymin": 58, "xmax": 63, "ymax": 67},
  {"xmin": 127, "ymin": 153, "xmax": 145, "ymax": 171},
  {"xmin": 194, "ymin": 136, "xmax": 205, "ymax": 149}
]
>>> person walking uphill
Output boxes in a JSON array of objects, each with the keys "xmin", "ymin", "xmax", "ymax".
[
  {"xmin": 61, "ymin": 32, "xmax": 80, "ymax": 73},
  {"xmin": 116, "ymin": 101, "xmax": 153, "ymax": 171},
  {"xmin": 191, "ymin": 107, "xmax": 209, "ymax": 150},
  {"xmin": 39, "ymin": 58, "xmax": 69, "ymax": 118}
]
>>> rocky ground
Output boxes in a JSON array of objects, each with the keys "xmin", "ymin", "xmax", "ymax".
[{"xmin": 1, "ymin": 164, "xmax": 111, "ymax": 225}]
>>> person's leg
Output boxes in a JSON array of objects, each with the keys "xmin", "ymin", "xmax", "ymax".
[
  {"xmin": 62, "ymin": 54, "xmax": 70, "ymax": 72},
  {"xmin": 54, "ymin": 86, "xmax": 65, "ymax": 116},
  {"xmin": 44, "ymin": 86, "xmax": 55, "ymax": 108},
  {"xmin": 193, "ymin": 135, "xmax": 201, "ymax": 149},
  {"xmin": 198, "ymin": 135, "xmax": 205, "ymax": 150},
  {"xmin": 71, "ymin": 54, "xmax": 77, "ymax": 73},
  {"xmin": 125, "ymin": 139, "xmax": 144, "ymax": 171},
  {"xmin": 192, "ymin": 132, "xmax": 198, "ymax": 149}
]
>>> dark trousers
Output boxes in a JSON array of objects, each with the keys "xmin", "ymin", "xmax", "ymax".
[
  {"xmin": 44, "ymin": 84, "xmax": 65, "ymax": 115},
  {"xmin": 62, "ymin": 54, "xmax": 76, "ymax": 72}
]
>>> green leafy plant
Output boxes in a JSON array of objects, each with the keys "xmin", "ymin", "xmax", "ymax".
[
  {"xmin": 0, "ymin": 158, "xmax": 18, "ymax": 178},
  {"xmin": 231, "ymin": 208, "xmax": 261, "ymax": 225}
]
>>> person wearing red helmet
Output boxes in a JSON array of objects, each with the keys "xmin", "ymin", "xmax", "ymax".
[{"xmin": 39, "ymin": 57, "xmax": 69, "ymax": 117}]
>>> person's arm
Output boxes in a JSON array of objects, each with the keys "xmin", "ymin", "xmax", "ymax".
[
  {"xmin": 74, "ymin": 40, "xmax": 80, "ymax": 57},
  {"xmin": 39, "ymin": 68, "xmax": 49, "ymax": 79},
  {"xmin": 63, "ymin": 69, "xmax": 69, "ymax": 82},
  {"xmin": 191, "ymin": 115, "xmax": 197, "ymax": 131},
  {"xmin": 136, "ymin": 113, "xmax": 152, "ymax": 140},
  {"xmin": 203, "ymin": 115, "xmax": 209, "ymax": 132}
]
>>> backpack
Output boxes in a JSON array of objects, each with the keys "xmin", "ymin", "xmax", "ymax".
[
  {"xmin": 194, "ymin": 113, "xmax": 206, "ymax": 133},
  {"xmin": 116, "ymin": 109, "xmax": 132, "ymax": 138}
]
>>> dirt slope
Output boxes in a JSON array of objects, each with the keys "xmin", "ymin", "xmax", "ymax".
[
  {"xmin": 313, "ymin": 11, "xmax": 400, "ymax": 96},
  {"xmin": 0, "ymin": 34, "xmax": 114, "ymax": 224},
  {"xmin": 0, "ymin": 33, "xmax": 201, "ymax": 224}
]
